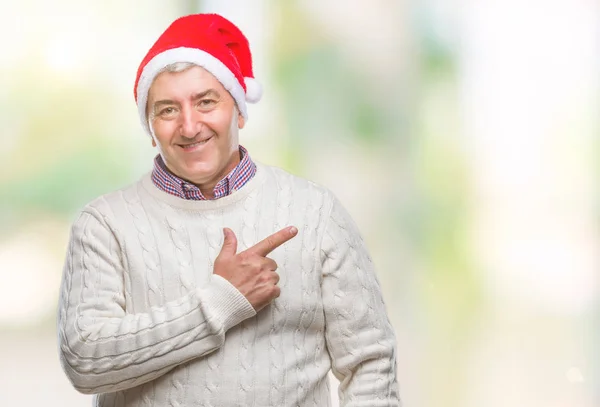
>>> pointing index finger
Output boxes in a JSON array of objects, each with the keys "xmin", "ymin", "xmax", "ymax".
[{"xmin": 245, "ymin": 226, "xmax": 298, "ymax": 257}]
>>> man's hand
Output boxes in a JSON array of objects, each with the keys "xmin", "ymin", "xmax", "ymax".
[{"xmin": 214, "ymin": 226, "xmax": 298, "ymax": 311}]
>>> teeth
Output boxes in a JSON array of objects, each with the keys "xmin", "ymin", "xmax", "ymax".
[{"xmin": 183, "ymin": 138, "xmax": 210, "ymax": 148}]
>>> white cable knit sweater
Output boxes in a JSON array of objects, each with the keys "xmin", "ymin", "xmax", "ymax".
[{"xmin": 57, "ymin": 163, "xmax": 400, "ymax": 407}]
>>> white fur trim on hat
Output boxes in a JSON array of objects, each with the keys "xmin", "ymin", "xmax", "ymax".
[
  {"xmin": 244, "ymin": 77, "xmax": 262, "ymax": 103},
  {"xmin": 137, "ymin": 47, "xmax": 248, "ymax": 136}
]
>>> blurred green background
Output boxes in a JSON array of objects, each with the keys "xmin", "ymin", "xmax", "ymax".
[{"xmin": 0, "ymin": 1, "xmax": 598, "ymax": 406}]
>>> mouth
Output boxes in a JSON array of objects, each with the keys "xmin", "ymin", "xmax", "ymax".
[{"xmin": 178, "ymin": 136, "xmax": 213, "ymax": 151}]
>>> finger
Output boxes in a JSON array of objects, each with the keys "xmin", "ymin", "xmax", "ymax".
[
  {"xmin": 271, "ymin": 271, "xmax": 280, "ymax": 285},
  {"xmin": 218, "ymin": 227, "xmax": 238, "ymax": 258},
  {"xmin": 264, "ymin": 258, "xmax": 278, "ymax": 271},
  {"xmin": 272, "ymin": 285, "xmax": 281, "ymax": 298},
  {"xmin": 245, "ymin": 226, "xmax": 298, "ymax": 257}
]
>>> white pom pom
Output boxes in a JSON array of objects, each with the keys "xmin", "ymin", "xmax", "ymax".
[{"xmin": 244, "ymin": 77, "xmax": 263, "ymax": 103}]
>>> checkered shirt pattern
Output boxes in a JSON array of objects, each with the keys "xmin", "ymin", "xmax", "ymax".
[{"xmin": 151, "ymin": 145, "xmax": 257, "ymax": 200}]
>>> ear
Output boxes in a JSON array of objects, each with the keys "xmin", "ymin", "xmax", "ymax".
[
  {"xmin": 151, "ymin": 137, "xmax": 157, "ymax": 147},
  {"xmin": 237, "ymin": 112, "xmax": 246, "ymax": 129}
]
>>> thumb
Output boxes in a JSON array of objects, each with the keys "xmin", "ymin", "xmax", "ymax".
[{"xmin": 218, "ymin": 227, "xmax": 238, "ymax": 258}]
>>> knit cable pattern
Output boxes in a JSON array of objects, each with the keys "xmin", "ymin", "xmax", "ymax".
[
  {"xmin": 57, "ymin": 164, "xmax": 399, "ymax": 406},
  {"xmin": 237, "ymin": 188, "xmax": 261, "ymax": 406},
  {"xmin": 269, "ymin": 174, "xmax": 292, "ymax": 406}
]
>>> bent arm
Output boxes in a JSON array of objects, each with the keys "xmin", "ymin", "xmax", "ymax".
[
  {"xmin": 57, "ymin": 209, "xmax": 255, "ymax": 395},
  {"xmin": 321, "ymin": 197, "xmax": 400, "ymax": 407}
]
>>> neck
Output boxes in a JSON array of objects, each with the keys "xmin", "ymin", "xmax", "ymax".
[
  {"xmin": 144, "ymin": 162, "xmax": 266, "ymax": 211},
  {"xmin": 173, "ymin": 148, "xmax": 241, "ymax": 198},
  {"xmin": 200, "ymin": 187, "xmax": 216, "ymax": 199}
]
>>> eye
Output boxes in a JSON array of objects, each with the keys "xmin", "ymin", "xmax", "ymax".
[
  {"xmin": 158, "ymin": 107, "xmax": 177, "ymax": 118},
  {"xmin": 198, "ymin": 99, "xmax": 216, "ymax": 108}
]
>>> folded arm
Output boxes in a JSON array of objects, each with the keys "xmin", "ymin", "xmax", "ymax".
[{"xmin": 57, "ymin": 209, "xmax": 255, "ymax": 394}]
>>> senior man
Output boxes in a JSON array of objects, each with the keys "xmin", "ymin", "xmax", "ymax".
[{"xmin": 57, "ymin": 13, "xmax": 400, "ymax": 407}]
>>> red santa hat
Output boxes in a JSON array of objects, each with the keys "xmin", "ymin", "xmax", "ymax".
[{"xmin": 134, "ymin": 13, "xmax": 262, "ymax": 135}]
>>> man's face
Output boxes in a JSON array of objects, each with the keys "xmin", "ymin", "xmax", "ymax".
[{"xmin": 147, "ymin": 66, "xmax": 245, "ymax": 189}]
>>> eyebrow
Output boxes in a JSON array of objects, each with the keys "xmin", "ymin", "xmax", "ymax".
[
  {"xmin": 152, "ymin": 89, "xmax": 221, "ymax": 111},
  {"xmin": 192, "ymin": 89, "xmax": 220, "ymax": 100}
]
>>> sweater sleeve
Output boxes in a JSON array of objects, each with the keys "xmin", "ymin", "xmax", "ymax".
[
  {"xmin": 57, "ymin": 209, "xmax": 256, "ymax": 395},
  {"xmin": 320, "ymin": 196, "xmax": 401, "ymax": 407}
]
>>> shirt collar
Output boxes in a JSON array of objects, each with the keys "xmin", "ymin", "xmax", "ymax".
[{"xmin": 151, "ymin": 145, "xmax": 256, "ymax": 200}]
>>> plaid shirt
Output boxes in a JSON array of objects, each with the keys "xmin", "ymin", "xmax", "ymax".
[{"xmin": 151, "ymin": 145, "xmax": 257, "ymax": 200}]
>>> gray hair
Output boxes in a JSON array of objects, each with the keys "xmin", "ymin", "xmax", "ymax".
[{"xmin": 161, "ymin": 61, "xmax": 198, "ymax": 74}]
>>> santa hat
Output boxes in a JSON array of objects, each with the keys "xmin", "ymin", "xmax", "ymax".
[{"xmin": 134, "ymin": 13, "xmax": 262, "ymax": 135}]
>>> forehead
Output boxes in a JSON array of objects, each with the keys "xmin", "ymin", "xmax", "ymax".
[{"xmin": 148, "ymin": 65, "xmax": 229, "ymax": 102}]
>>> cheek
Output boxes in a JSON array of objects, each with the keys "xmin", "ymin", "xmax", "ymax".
[
  {"xmin": 207, "ymin": 109, "xmax": 236, "ymax": 132},
  {"xmin": 151, "ymin": 122, "xmax": 175, "ymax": 143}
]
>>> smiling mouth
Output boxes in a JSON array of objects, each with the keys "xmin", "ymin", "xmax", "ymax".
[{"xmin": 179, "ymin": 136, "xmax": 213, "ymax": 150}]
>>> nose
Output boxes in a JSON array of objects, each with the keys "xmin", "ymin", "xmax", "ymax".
[{"xmin": 179, "ymin": 104, "xmax": 202, "ymax": 138}]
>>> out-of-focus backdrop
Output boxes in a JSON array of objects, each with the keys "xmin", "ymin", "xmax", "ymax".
[{"xmin": 1, "ymin": 1, "xmax": 598, "ymax": 406}]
